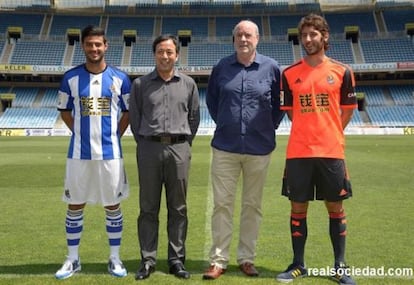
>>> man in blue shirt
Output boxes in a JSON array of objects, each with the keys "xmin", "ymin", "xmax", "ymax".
[{"xmin": 203, "ymin": 20, "xmax": 285, "ymax": 280}]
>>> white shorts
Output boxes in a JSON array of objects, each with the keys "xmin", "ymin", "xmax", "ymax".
[{"xmin": 62, "ymin": 158, "xmax": 129, "ymax": 206}]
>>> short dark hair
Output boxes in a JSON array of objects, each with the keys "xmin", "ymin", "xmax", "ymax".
[
  {"xmin": 152, "ymin": 34, "xmax": 180, "ymax": 54},
  {"xmin": 81, "ymin": 25, "xmax": 106, "ymax": 44}
]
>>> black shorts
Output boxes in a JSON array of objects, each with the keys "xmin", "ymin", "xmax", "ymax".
[{"xmin": 281, "ymin": 158, "xmax": 352, "ymax": 202}]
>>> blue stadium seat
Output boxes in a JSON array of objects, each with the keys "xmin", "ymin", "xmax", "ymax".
[
  {"xmin": 0, "ymin": 40, "xmax": 5, "ymax": 59},
  {"xmin": 188, "ymin": 43, "xmax": 233, "ymax": 66},
  {"xmin": 257, "ymin": 42, "xmax": 294, "ymax": 66},
  {"xmin": 356, "ymin": 85, "xmax": 388, "ymax": 106},
  {"xmin": 360, "ymin": 38, "xmax": 414, "ymax": 63},
  {"xmin": 269, "ymin": 15, "xmax": 303, "ymax": 37},
  {"xmin": 11, "ymin": 87, "xmax": 39, "ymax": 107},
  {"xmin": 107, "ymin": 16, "xmax": 154, "ymax": 38},
  {"xmin": 366, "ymin": 106, "xmax": 414, "ymax": 127},
  {"xmin": 0, "ymin": 13, "xmax": 43, "ymax": 35},
  {"xmin": 388, "ymin": 85, "xmax": 414, "ymax": 105},
  {"xmin": 41, "ymin": 88, "xmax": 59, "ymax": 108},
  {"xmin": 382, "ymin": 9, "xmax": 414, "ymax": 32},
  {"xmin": 0, "ymin": 108, "xmax": 58, "ymax": 128},
  {"xmin": 198, "ymin": 87, "xmax": 215, "ymax": 128},
  {"xmin": 325, "ymin": 12, "xmax": 377, "ymax": 34},
  {"xmin": 162, "ymin": 17, "xmax": 208, "ymax": 37},
  {"xmin": 349, "ymin": 110, "xmax": 364, "ymax": 127},
  {"xmin": 49, "ymin": 15, "xmax": 100, "ymax": 36},
  {"xmin": 325, "ymin": 39, "xmax": 354, "ymax": 64},
  {"xmin": 10, "ymin": 40, "xmax": 66, "ymax": 65},
  {"xmin": 130, "ymin": 43, "xmax": 154, "ymax": 66}
]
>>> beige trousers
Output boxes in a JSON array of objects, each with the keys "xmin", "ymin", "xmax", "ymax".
[{"xmin": 208, "ymin": 147, "xmax": 272, "ymax": 268}]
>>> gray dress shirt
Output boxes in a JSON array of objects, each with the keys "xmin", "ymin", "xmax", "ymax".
[{"xmin": 129, "ymin": 69, "xmax": 200, "ymax": 144}]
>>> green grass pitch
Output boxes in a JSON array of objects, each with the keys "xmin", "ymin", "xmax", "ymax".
[{"xmin": 0, "ymin": 135, "xmax": 413, "ymax": 285}]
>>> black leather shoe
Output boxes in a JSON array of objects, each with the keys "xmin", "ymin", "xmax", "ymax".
[
  {"xmin": 169, "ymin": 263, "xmax": 190, "ymax": 279},
  {"xmin": 135, "ymin": 263, "xmax": 155, "ymax": 280}
]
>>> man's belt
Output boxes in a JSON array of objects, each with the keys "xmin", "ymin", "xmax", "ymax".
[{"xmin": 140, "ymin": 134, "xmax": 187, "ymax": 144}]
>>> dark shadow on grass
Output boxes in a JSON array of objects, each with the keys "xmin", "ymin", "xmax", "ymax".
[
  {"xmin": 0, "ymin": 259, "xmax": 280, "ymax": 279},
  {"xmin": 0, "ymin": 261, "xmax": 339, "ymax": 284},
  {"xmin": 0, "ymin": 259, "xmax": 202, "ymax": 276},
  {"xmin": 273, "ymin": 268, "xmax": 343, "ymax": 285}
]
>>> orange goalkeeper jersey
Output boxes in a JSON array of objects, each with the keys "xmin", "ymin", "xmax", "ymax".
[{"xmin": 281, "ymin": 57, "xmax": 357, "ymax": 159}]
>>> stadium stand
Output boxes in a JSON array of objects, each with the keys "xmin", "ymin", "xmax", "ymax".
[
  {"xmin": 49, "ymin": 15, "xmax": 101, "ymax": 36},
  {"xmin": 10, "ymin": 40, "xmax": 66, "ymax": 65},
  {"xmin": 257, "ymin": 42, "xmax": 295, "ymax": 66},
  {"xmin": 269, "ymin": 15, "xmax": 304, "ymax": 36},
  {"xmin": 0, "ymin": 0, "xmax": 413, "ymax": 131},
  {"xmin": 356, "ymin": 85, "xmax": 389, "ymax": 106},
  {"xmin": 106, "ymin": 16, "xmax": 154, "ymax": 38},
  {"xmin": 10, "ymin": 87, "xmax": 39, "ymax": 108},
  {"xmin": 188, "ymin": 43, "xmax": 234, "ymax": 66},
  {"xmin": 360, "ymin": 38, "xmax": 414, "ymax": 63},
  {"xmin": 162, "ymin": 17, "xmax": 208, "ymax": 37},
  {"xmin": 325, "ymin": 12, "xmax": 378, "ymax": 34},
  {"xmin": 382, "ymin": 9, "xmax": 414, "ymax": 32},
  {"xmin": 388, "ymin": 85, "xmax": 414, "ymax": 105},
  {"xmin": 0, "ymin": 13, "xmax": 43, "ymax": 35},
  {"xmin": 198, "ymin": 88, "xmax": 216, "ymax": 129},
  {"xmin": 0, "ymin": 107, "xmax": 58, "ymax": 129},
  {"xmin": 325, "ymin": 39, "xmax": 355, "ymax": 64},
  {"xmin": 366, "ymin": 106, "xmax": 414, "ymax": 127},
  {"xmin": 40, "ymin": 88, "xmax": 59, "ymax": 108},
  {"xmin": 0, "ymin": 39, "xmax": 4, "ymax": 58},
  {"xmin": 130, "ymin": 43, "xmax": 155, "ymax": 66}
]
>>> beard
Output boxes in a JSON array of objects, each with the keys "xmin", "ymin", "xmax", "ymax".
[{"xmin": 303, "ymin": 40, "xmax": 324, "ymax": 56}]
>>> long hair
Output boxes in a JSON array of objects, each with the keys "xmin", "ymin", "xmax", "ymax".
[{"xmin": 298, "ymin": 13, "xmax": 330, "ymax": 50}]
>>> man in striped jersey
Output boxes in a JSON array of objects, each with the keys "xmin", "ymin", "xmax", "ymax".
[{"xmin": 55, "ymin": 25, "xmax": 131, "ymax": 280}]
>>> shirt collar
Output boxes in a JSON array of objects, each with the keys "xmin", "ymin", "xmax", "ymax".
[
  {"xmin": 149, "ymin": 69, "xmax": 181, "ymax": 81},
  {"xmin": 230, "ymin": 52, "xmax": 264, "ymax": 66}
]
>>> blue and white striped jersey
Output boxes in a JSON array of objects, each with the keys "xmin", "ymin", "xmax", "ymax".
[{"xmin": 57, "ymin": 64, "xmax": 131, "ymax": 160}]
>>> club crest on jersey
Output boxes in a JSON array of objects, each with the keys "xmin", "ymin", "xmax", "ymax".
[
  {"xmin": 327, "ymin": 75, "xmax": 335, "ymax": 85},
  {"xmin": 110, "ymin": 84, "xmax": 118, "ymax": 94}
]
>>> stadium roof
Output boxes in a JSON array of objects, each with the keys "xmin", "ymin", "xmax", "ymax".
[{"xmin": 0, "ymin": 0, "xmax": 412, "ymax": 12}]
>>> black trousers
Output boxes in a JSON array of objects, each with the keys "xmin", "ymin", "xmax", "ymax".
[{"xmin": 136, "ymin": 137, "xmax": 191, "ymax": 267}]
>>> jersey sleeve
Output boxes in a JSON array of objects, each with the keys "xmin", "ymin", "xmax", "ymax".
[
  {"xmin": 120, "ymin": 73, "xmax": 131, "ymax": 112},
  {"xmin": 340, "ymin": 67, "xmax": 357, "ymax": 107},
  {"xmin": 280, "ymin": 71, "xmax": 293, "ymax": 110},
  {"xmin": 57, "ymin": 74, "xmax": 73, "ymax": 111}
]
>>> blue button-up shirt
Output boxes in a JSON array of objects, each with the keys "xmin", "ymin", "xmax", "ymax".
[{"xmin": 206, "ymin": 52, "xmax": 284, "ymax": 155}]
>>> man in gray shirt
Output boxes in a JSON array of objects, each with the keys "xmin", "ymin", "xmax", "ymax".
[{"xmin": 129, "ymin": 34, "xmax": 200, "ymax": 281}]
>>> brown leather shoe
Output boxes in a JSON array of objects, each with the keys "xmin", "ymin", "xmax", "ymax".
[
  {"xmin": 202, "ymin": 265, "xmax": 226, "ymax": 280},
  {"xmin": 239, "ymin": 262, "xmax": 259, "ymax": 277}
]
